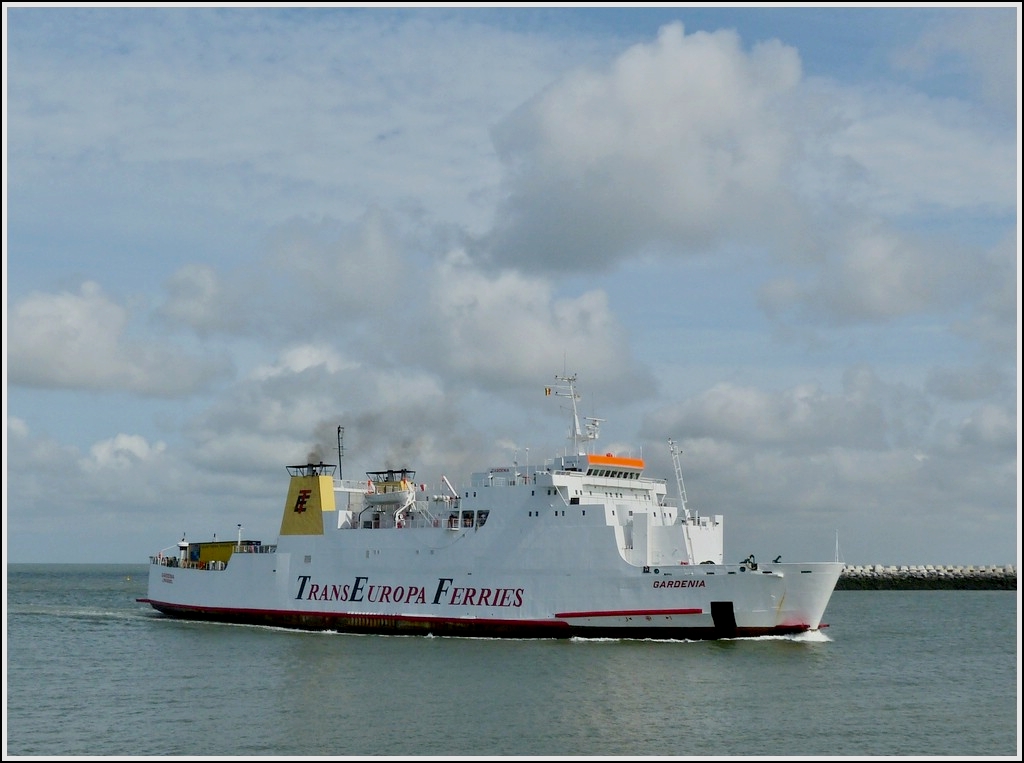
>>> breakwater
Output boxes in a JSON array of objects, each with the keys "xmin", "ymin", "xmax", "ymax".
[{"xmin": 837, "ymin": 564, "xmax": 1017, "ymax": 590}]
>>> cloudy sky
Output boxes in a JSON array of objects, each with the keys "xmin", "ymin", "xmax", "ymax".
[{"xmin": 4, "ymin": 6, "xmax": 1019, "ymax": 567}]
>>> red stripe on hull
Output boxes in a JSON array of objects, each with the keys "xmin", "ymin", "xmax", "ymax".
[{"xmin": 555, "ymin": 607, "xmax": 703, "ymax": 618}]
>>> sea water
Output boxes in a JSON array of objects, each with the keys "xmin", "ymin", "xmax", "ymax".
[{"xmin": 4, "ymin": 564, "xmax": 1019, "ymax": 758}]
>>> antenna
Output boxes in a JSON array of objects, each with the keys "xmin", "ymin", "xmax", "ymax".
[{"xmin": 337, "ymin": 426, "xmax": 345, "ymax": 480}]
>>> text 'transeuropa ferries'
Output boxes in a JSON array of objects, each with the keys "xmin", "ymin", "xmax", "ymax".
[{"xmin": 140, "ymin": 374, "xmax": 842, "ymax": 639}]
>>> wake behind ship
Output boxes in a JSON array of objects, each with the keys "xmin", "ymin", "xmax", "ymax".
[{"xmin": 140, "ymin": 374, "xmax": 842, "ymax": 639}]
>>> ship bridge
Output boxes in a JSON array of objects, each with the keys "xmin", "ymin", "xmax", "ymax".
[{"xmin": 558, "ymin": 453, "xmax": 645, "ymax": 479}]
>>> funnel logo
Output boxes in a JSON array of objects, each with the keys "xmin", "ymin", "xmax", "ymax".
[{"xmin": 293, "ymin": 489, "xmax": 312, "ymax": 514}]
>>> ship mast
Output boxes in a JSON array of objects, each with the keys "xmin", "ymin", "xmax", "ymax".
[{"xmin": 547, "ymin": 373, "xmax": 602, "ymax": 455}]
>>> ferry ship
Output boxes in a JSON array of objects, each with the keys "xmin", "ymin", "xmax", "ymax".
[{"xmin": 140, "ymin": 374, "xmax": 842, "ymax": 639}]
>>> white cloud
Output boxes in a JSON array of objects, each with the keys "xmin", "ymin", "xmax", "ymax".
[
  {"xmin": 262, "ymin": 209, "xmax": 412, "ymax": 318},
  {"xmin": 250, "ymin": 344, "xmax": 354, "ymax": 380},
  {"xmin": 636, "ymin": 367, "xmax": 1014, "ymax": 565},
  {"xmin": 955, "ymin": 404, "xmax": 1016, "ymax": 451},
  {"xmin": 158, "ymin": 264, "xmax": 230, "ymax": 335},
  {"xmin": 7, "ymin": 281, "xmax": 231, "ymax": 396},
  {"xmin": 7, "ymin": 416, "xmax": 30, "ymax": 439},
  {"xmin": 891, "ymin": 9, "xmax": 1018, "ymax": 117},
  {"xmin": 488, "ymin": 22, "xmax": 805, "ymax": 269},
  {"xmin": 825, "ymin": 88, "xmax": 1015, "ymax": 215},
  {"xmin": 951, "ymin": 230, "xmax": 1019, "ymax": 356},
  {"xmin": 649, "ymin": 378, "xmax": 888, "ymax": 452},
  {"xmin": 480, "ymin": 17, "xmax": 1014, "ymax": 349},
  {"xmin": 925, "ymin": 363, "xmax": 1008, "ymax": 402},
  {"xmin": 424, "ymin": 248, "xmax": 650, "ymax": 393},
  {"xmin": 759, "ymin": 217, "xmax": 1007, "ymax": 331},
  {"xmin": 82, "ymin": 433, "xmax": 167, "ymax": 472},
  {"xmin": 6, "ymin": 10, "xmax": 576, "ymax": 232}
]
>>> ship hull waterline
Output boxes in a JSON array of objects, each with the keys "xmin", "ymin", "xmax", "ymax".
[
  {"xmin": 140, "ymin": 601, "xmax": 820, "ymax": 640},
  {"xmin": 140, "ymin": 554, "xmax": 841, "ymax": 641}
]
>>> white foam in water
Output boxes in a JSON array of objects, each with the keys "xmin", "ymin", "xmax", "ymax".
[{"xmin": 792, "ymin": 628, "xmax": 832, "ymax": 643}]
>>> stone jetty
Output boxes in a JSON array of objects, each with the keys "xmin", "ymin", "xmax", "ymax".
[{"xmin": 836, "ymin": 564, "xmax": 1017, "ymax": 590}]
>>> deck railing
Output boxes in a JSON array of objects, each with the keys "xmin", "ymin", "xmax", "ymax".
[{"xmin": 150, "ymin": 544, "xmax": 278, "ymax": 568}]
